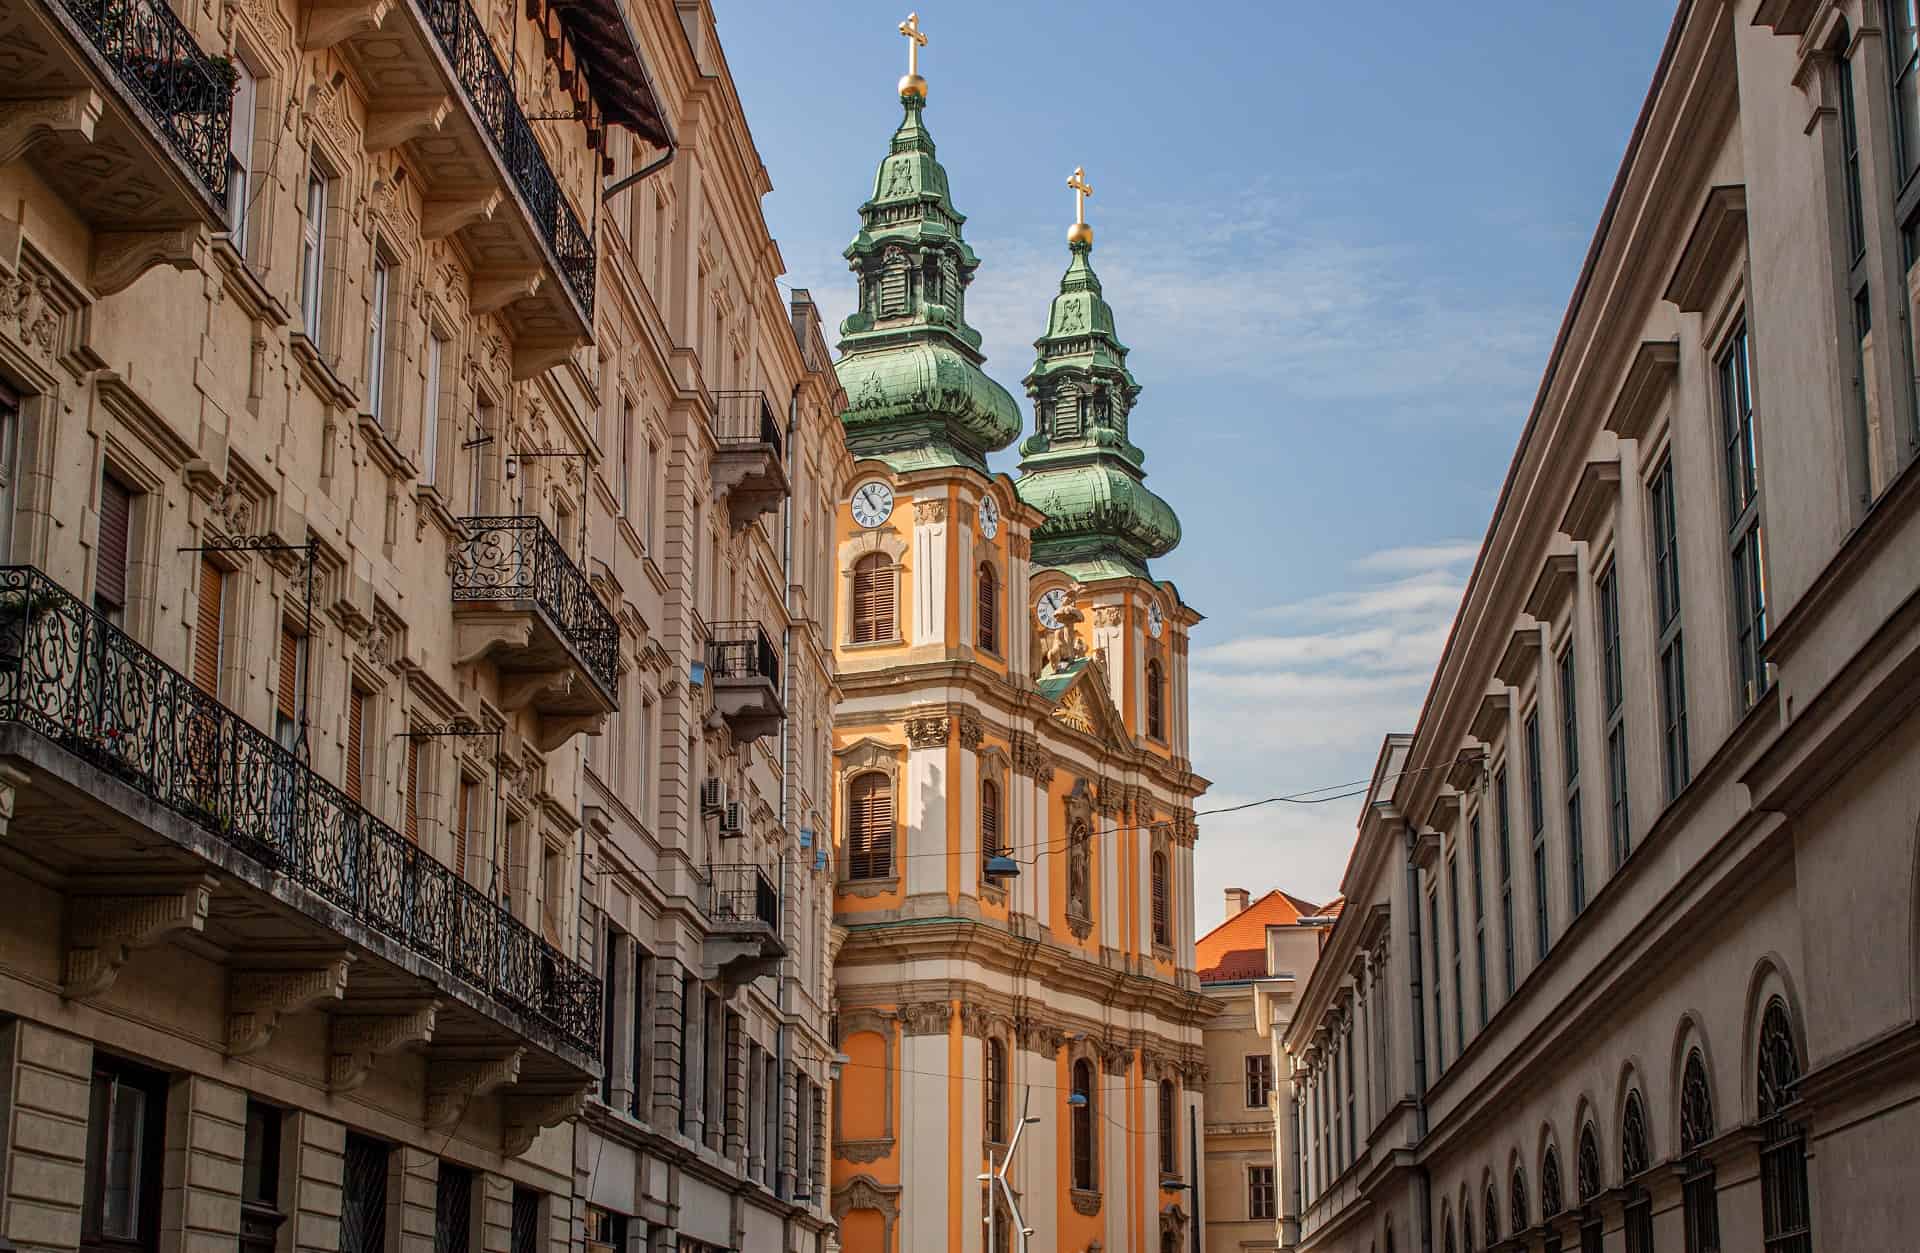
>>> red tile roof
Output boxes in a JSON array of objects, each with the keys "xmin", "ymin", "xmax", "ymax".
[{"xmin": 1196, "ymin": 889, "xmax": 1322, "ymax": 983}]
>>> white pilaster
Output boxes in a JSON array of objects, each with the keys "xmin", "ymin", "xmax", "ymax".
[
  {"xmin": 899, "ymin": 1033, "xmax": 949, "ymax": 1251},
  {"xmin": 906, "ymin": 743, "xmax": 948, "ymax": 896},
  {"xmin": 911, "ymin": 500, "xmax": 948, "ymax": 647}
]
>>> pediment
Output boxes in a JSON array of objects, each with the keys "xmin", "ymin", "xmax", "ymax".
[{"xmin": 1043, "ymin": 658, "xmax": 1130, "ymax": 749}]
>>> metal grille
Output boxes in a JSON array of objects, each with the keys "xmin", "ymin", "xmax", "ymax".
[
  {"xmin": 1757, "ymin": 999, "xmax": 1811, "ymax": 1253},
  {"xmin": 1682, "ymin": 1164, "xmax": 1720, "ymax": 1253},
  {"xmin": 0, "ymin": 565, "xmax": 601, "ymax": 1059},
  {"xmin": 711, "ymin": 391, "xmax": 784, "ymax": 457},
  {"xmin": 1624, "ymin": 1193, "xmax": 1655, "ymax": 1253},
  {"xmin": 451, "ymin": 518, "xmax": 619, "ymax": 696},
  {"xmin": 510, "ymin": 1187, "xmax": 540, "ymax": 1253},
  {"xmin": 340, "ymin": 1135, "xmax": 389, "ymax": 1253},
  {"xmin": 435, "ymin": 1165, "xmax": 472, "ymax": 1253}
]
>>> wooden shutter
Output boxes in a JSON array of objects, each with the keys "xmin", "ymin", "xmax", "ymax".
[
  {"xmin": 851, "ymin": 555, "xmax": 894, "ymax": 644},
  {"xmin": 1146, "ymin": 660, "xmax": 1164, "ymax": 739},
  {"xmin": 404, "ymin": 737, "xmax": 420, "ymax": 842},
  {"xmin": 345, "ymin": 687, "xmax": 364, "ymax": 803},
  {"xmin": 1152, "ymin": 851, "xmax": 1169, "ymax": 945},
  {"xmin": 193, "ymin": 558, "xmax": 225, "ymax": 694},
  {"xmin": 977, "ymin": 565, "xmax": 997, "ymax": 652},
  {"xmin": 453, "ymin": 778, "xmax": 471, "ymax": 880},
  {"xmin": 980, "ymin": 779, "xmax": 1000, "ymax": 858},
  {"xmin": 848, "ymin": 773, "xmax": 892, "ymax": 879},
  {"xmin": 277, "ymin": 629, "xmax": 301, "ymax": 724},
  {"xmin": 1159, "ymin": 1080, "xmax": 1175, "ymax": 1174},
  {"xmin": 97, "ymin": 474, "xmax": 132, "ymax": 614}
]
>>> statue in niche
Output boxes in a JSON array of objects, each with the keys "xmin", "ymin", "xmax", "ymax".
[{"xmin": 1067, "ymin": 820, "xmax": 1090, "ymax": 917}]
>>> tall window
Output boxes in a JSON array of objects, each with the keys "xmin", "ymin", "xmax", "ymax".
[
  {"xmin": 1157, "ymin": 1078, "xmax": 1176, "ymax": 1176},
  {"xmin": 986, "ymin": 1038, "xmax": 1007, "ymax": 1144},
  {"xmin": 1428, "ymin": 888, "xmax": 1445, "ymax": 1070},
  {"xmin": 96, "ymin": 472, "xmax": 133, "ymax": 624},
  {"xmin": 1244, "ymin": 1054, "xmax": 1273, "ymax": 1108},
  {"xmin": 1446, "ymin": 853, "xmax": 1464, "ymax": 1051},
  {"xmin": 1525, "ymin": 712, "xmax": 1550, "ymax": 958},
  {"xmin": 1680, "ymin": 1049, "xmax": 1721, "ymax": 1253},
  {"xmin": 1841, "ymin": 43, "xmax": 1867, "ymax": 261},
  {"xmin": 1511, "ymin": 1168, "xmax": 1529, "ymax": 1239},
  {"xmin": 1495, "ymin": 768, "xmax": 1515, "ymax": 996},
  {"xmin": 1577, "ymin": 1122, "xmax": 1602, "ymax": 1253},
  {"xmin": 1070, "ymin": 1059, "xmax": 1096, "ymax": 1191},
  {"xmin": 980, "ymin": 778, "xmax": 1001, "ymax": 860},
  {"xmin": 422, "ymin": 333, "xmax": 445, "ymax": 486},
  {"xmin": 1623, "ymin": 1089, "xmax": 1654, "ymax": 1253},
  {"xmin": 1757, "ymin": 999, "xmax": 1811, "ymax": 1253},
  {"xmin": 850, "ymin": 553, "xmax": 895, "ymax": 644},
  {"xmin": 619, "ymin": 398, "xmax": 634, "ymax": 516},
  {"xmin": 976, "ymin": 563, "xmax": 998, "ymax": 652},
  {"xmin": 241, "ymin": 1101, "xmax": 280, "ymax": 1218},
  {"xmin": 846, "ymin": 772, "xmax": 893, "ymax": 880},
  {"xmin": 344, "ymin": 685, "xmax": 366, "ymax": 804},
  {"xmin": 405, "ymin": 735, "xmax": 423, "ymax": 842},
  {"xmin": 1598, "ymin": 566, "xmax": 1630, "ymax": 866},
  {"xmin": 367, "ymin": 254, "xmax": 391, "ymax": 427},
  {"xmin": 1558, "ymin": 645, "xmax": 1586, "ymax": 914},
  {"xmin": 454, "ymin": 775, "xmax": 479, "ymax": 882},
  {"xmin": 193, "ymin": 558, "xmax": 226, "ymax": 695},
  {"xmin": 299, "ymin": 166, "xmax": 329, "ymax": 340},
  {"xmin": 435, "ymin": 1163, "xmax": 473, "ymax": 1253},
  {"xmin": 1542, "ymin": 1145, "xmax": 1564, "ymax": 1219},
  {"xmin": 1485, "ymin": 1180, "xmax": 1500, "ymax": 1249},
  {"xmin": 340, "ymin": 1134, "xmax": 389, "ymax": 1253},
  {"xmin": 225, "ymin": 59, "xmax": 256, "ymax": 244},
  {"xmin": 1151, "ymin": 850, "xmax": 1171, "ymax": 947},
  {"xmin": 1145, "ymin": 658, "xmax": 1166, "ymax": 740},
  {"xmin": 83, "ymin": 1055, "xmax": 167, "ymax": 1253},
  {"xmin": 1650, "ymin": 460, "xmax": 1690, "ymax": 798},
  {"xmin": 1469, "ymin": 814, "xmax": 1488, "ymax": 1027},
  {"xmin": 1719, "ymin": 325, "xmax": 1769, "ymax": 710},
  {"xmin": 1343, "ymin": 1027, "xmax": 1356, "ymax": 1163},
  {"xmin": 1890, "ymin": 0, "xmax": 1920, "ymax": 186},
  {"xmin": 1248, "ymin": 1165, "xmax": 1276, "ymax": 1221}
]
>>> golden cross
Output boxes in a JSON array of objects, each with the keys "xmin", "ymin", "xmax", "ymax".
[
  {"xmin": 898, "ymin": 12, "xmax": 928, "ymax": 77},
  {"xmin": 1067, "ymin": 167, "xmax": 1093, "ymax": 226}
]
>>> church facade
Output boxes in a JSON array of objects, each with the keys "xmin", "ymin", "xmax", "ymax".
[{"xmin": 825, "ymin": 32, "xmax": 1211, "ymax": 1253}]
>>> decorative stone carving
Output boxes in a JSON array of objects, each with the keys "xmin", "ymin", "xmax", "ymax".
[
  {"xmin": 959, "ymin": 1002, "xmax": 1014, "ymax": 1041},
  {"xmin": 502, "ymin": 1085, "xmax": 591, "ymax": 1156},
  {"xmin": 1011, "ymin": 732, "xmax": 1055, "ymax": 784},
  {"xmin": 0, "ymin": 92, "xmax": 102, "ymax": 164},
  {"xmin": 1092, "ymin": 605, "xmax": 1123, "ymax": 628},
  {"xmin": 1071, "ymin": 1189, "xmax": 1103, "ymax": 1216},
  {"xmin": 1097, "ymin": 1038, "xmax": 1132, "ymax": 1075},
  {"xmin": 831, "ymin": 1175, "xmax": 902, "ymax": 1251},
  {"xmin": 91, "ymin": 226, "xmax": 204, "ymax": 297},
  {"xmin": 64, "ymin": 877, "xmax": 216, "ymax": 998},
  {"xmin": 898, "ymin": 1001, "xmax": 952, "ymax": 1036},
  {"xmin": 1015, "ymin": 1016, "xmax": 1066, "ymax": 1057},
  {"xmin": 226, "ymin": 955, "xmax": 354, "ymax": 1056},
  {"xmin": 837, "ymin": 1139, "xmax": 891, "ymax": 1164},
  {"xmin": 425, "ymin": 1049, "xmax": 524, "ymax": 1129},
  {"xmin": 329, "ymin": 1002, "xmax": 439, "ymax": 1092},
  {"xmin": 905, "ymin": 714, "xmax": 949, "ymax": 749},
  {"xmin": 913, "ymin": 498, "xmax": 947, "ymax": 524},
  {"xmin": 958, "ymin": 713, "xmax": 984, "ymax": 750},
  {"xmin": 1010, "ymin": 534, "xmax": 1031, "ymax": 558}
]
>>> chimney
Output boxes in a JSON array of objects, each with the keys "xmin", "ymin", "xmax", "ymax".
[{"xmin": 1225, "ymin": 887, "xmax": 1250, "ymax": 918}]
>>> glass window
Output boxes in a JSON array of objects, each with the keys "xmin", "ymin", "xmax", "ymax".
[
  {"xmin": 1495, "ymin": 767, "xmax": 1515, "ymax": 997},
  {"xmin": 1649, "ymin": 461, "xmax": 1690, "ymax": 798},
  {"xmin": 1719, "ymin": 324, "xmax": 1770, "ymax": 709},
  {"xmin": 1248, "ymin": 1165, "xmax": 1276, "ymax": 1221},
  {"xmin": 340, "ymin": 1134, "xmax": 389, "ymax": 1253},
  {"xmin": 1428, "ymin": 889, "xmax": 1445, "ymax": 1070},
  {"xmin": 1244, "ymin": 1054, "xmax": 1273, "ymax": 1108},
  {"xmin": 367, "ymin": 255, "xmax": 390, "ymax": 426},
  {"xmin": 1598, "ymin": 566, "xmax": 1630, "ymax": 866},
  {"xmin": 1447, "ymin": 854, "xmax": 1464, "ymax": 1050},
  {"xmin": 1070, "ymin": 1060, "xmax": 1095, "ymax": 1191},
  {"xmin": 225, "ymin": 60, "xmax": 256, "ymax": 246},
  {"xmin": 1469, "ymin": 813, "xmax": 1488, "ymax": 1027},
  {"xmin": 1558, "ymin": 645, "xmax": 1585, "ymax": 914},
  {"xmin": 84, "ymin": 1057, "xmax": 166, "ymax": 1250},
  {"xmin": 1525, "ymin": 712, "xmax": 1551, "ymax": 958},
  {"xmin": 299, "ymin": 167, "xmax": 328, "ymax": 341},
  {"xmin": 1757, "ymin": 1000, "xmax": 1812, "ymax": 1253},
  {"xmin": 1890, "ymin": 0, "xmax": 1920, "ymax": 187},
  {"xmin": 422, "ymin": 333, "xmax": 445, "ymax": 486}
]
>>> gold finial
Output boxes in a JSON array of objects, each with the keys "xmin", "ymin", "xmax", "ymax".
[
  {"xmin": 898, "ymin": 12, "xmax": 928, "ymax": 99},
  {"xmin": 1067, "ymin": 166, "xmax": 1094, "ymax": 246}
]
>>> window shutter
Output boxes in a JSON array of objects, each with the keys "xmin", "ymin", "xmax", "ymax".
[
  {"xmin": 97, "ymin": 474, "xmax": 132, "ymax": 613},
  {"xmin": 345, "ymin": 687, "xmax": 364, "ymax": 803},
  {"xmin": 453, "ymin": 779, "xmax": 471, "ymax": 880},
  {"xmin": 980, "ymin": 780, "xmax": 999, "ymax": 859},
  {"xmin": 851, "ymin": 556, "xmax": 894, "ymax": 644},
  {"xmin": 405, "ymin": 737, "xmax": 420, "ymax": 842},
  {"xmin": 1152, "ymin": 852, "xmax": 1169, "ymax": 946},
  {"xmin": 277, "ymin": 629, "xmax": 301, "ymax": 724},
  {"xmin": 977, "ymin": 566, "xmax": 996, "ymax": 652},
  {"xmin": 193, "ymin": 559, "xmax": 225, "ymax": 695},
  {"xmin": 1146, "ymin": 660, "xmax": 1165, "ymax": 739},
  {"xmin": 848, "ymin": 773, "xmax": 893, "ymax": 879}
]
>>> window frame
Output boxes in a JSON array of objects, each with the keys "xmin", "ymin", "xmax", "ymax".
[
  {"xmin": 1145, "ymin": 657, "xmax": 1166, "ymax": 741},
  {"xmin": 1648, "ymin": 457, "xmax": 1690, "ymax": 799},
  {"xmin": 1469, "ymin": 810, "xmax": 1487, "ymax": 1028},
  {"xmin": 845, "ymin": 770, "xmax": 895, "ymax": 881},
  {"xmin": 1248, "ymin": 1164, "xmax": 1277, "ymax": 1222},
  {"xmin": 298, "ymin": 162, "xmax": 332, "ymax": 343},
  {"xmin": 1494, "ymin": 764, "xmax": 1515, "ymax": 997},
  {"xmin": 1244, "ymin": 1053, "xmax": 1273, "ymax": 1109},
  {"xmin": 1524, "ymin": 711, "xmax": 1551, "ymax": 960},
  {"xmin": 1557, "ymin": 641, "xmax": 1586, "ymax": 915},
  {"xmin": 975, "ymin": 561, "xmax": 998, "ymax": 654},
  {"xmin": 1717, "ymin": 322, "xmax": 1770, "ymax": 711},
  {"xmin": 1597, "ymin": 562, "xmax": 1630, "ymax": 867},
  {"xmin": 81, "ymin": 1054, "xmax": 168, "ymax": 1253}
]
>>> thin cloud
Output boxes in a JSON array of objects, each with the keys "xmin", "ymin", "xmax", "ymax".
[{"xmin": 1354, "ymin": 541, "xmax": 1482, "ymax": 572}]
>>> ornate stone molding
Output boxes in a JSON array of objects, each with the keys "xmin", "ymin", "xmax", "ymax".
[
  {"xmin": 905, "ymin": 714, "xmax": 949, "ymax": 749},
  {"xmin": 840, "ymin": 875, "xmax": 901, "ymax": 898},
  {"xmin": 1071, "ymin": 1188, "xmax": 1103, "ymax": 1217},
  {"xmin": 1010, "ymin": 731, "xmax": 1055, "ymax": 783},
  {"xmin": 836, "ymin": 1138, "xmax": 893, "ymax": 1164},
  {"xmin": 958, "ymin": 713, "xmax": 985, "ymax": 750},
  {"xmin": 1097, "ymin": 1038, "xmax": 1133, "ymax": 1075},
  {"xmin": 1009, "ymin": 534, "xmax": 1031, "ymax": 558},
  {"xmin": 959, "ymin": 1003, "xmax": 1015, "ymax": 1041},
  {"xmin": 64, "ymin": 877, "xmax": 216, "ymax": 998},
  {"xmin": 913, "ymin": 498, "xmax": 947, "ymax": 524},
  {"xmin": 226, "ymin": 955, "xmax": 354, "ymax": 1056},
  {"xmin": 899, "ymin": 1000, "xmax": 952, "ymax": 1036},
  {"xmin": 1066, "ymin": 911, "xmax": 1094, "ymax": 942},
  {"xmin": 329, "ymin": 1002, "xmax": 439, "ymax": 1092},
  {"xmin": 91, "ymin": 226, "xmax": 204, "ymax": 297},
  {"xmin": 1092, "ymin": 605, "xmax": 1124, "ymax": 628},
  {"xmin": 425, "ymin": 1049, "xmax": 524, "ymax": 1129},
  {"xmin": 832, "ymin": 1175, "xmax": 902, "ymax": 1250},
  {"xmin": 0, "ymin": 92, "xmax": 102, "ymax": 165},
  {"xmin": 503, "ymin": 1085, "xmax": 591, "ymax": 1156},
  {"xmin": 1015, "ymin": 1016, "xmax": 1066, "ymax": 1057}
]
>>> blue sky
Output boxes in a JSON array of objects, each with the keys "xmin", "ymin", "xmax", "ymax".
[{"xmin": 718, "ymin": 0, "xmax": 1678, "ymax": 932}]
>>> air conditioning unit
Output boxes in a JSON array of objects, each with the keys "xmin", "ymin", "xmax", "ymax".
[
  {"xmin": 813, "ymin": 846, "xmax": 828, "ymax": 873},
  {"xmin": 719, "ymin": 802, "xmax": 744, "ymax": 835},
  {"xmin": 798, "ymin": 827, "xmax": 814, "ymax": 850},
  {"xmin": 700, "ymin": 778, "xmax": 723, "ymax": 813}
]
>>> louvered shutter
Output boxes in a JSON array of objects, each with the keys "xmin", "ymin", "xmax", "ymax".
[
  {"xmin": 848, "ymin": 773, "xmax": 892, "ymax": 879},
  {"xmin": 405, "ymin": 737, "xmax": 420, "ymax": 842},
  {"xmin": 453, "ymin": 778, "xmax": 471, "ymax": 880},
  {"xmin": 345, "ymin": 687, "xmax": 364, "ymax": 803},
  {"xmin": 980, "ymin": 779, "xmax": 1000, "ymax": 858},
  {"xmin": 851, "ymin": 556, "xmax": 894, "ymax": 644},
  {"xmin": 277, "ymin": 629, "xmax": 301, "ymax": 723},
  {"xmin": 1146, "ymin": 660, "xmax": 1165, "ymax": 739},
  {"xmin": 193, "ymin": 559, "xmax": 224, "ymax": 694},
  {"xmin": 1152, "ymin": 852, "xmax": 1170, "ymax": 946},
  {"xmin": 977, "ymin": 565, "xmax": 997, "ymax": 652},
  {"xmin": 96, "ymin": 474, "xmax": 132, "ymax": 615}
]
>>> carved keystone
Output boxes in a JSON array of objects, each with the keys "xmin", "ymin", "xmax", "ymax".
[
  {"xmin": 502, "ymin": 1084, "xmax": 590, "ymax": 1157},
  {"xmin": 422, "ymin": 190, "xmax": 502, "ymax": 240},
  {"xmin": 425, "ymin": 1049, "xmax": 523, "ymax": 1130},
  {"xmin": 226, "ymin": 955, "xmax": 354, "ymax": 1056},
  {"xmin": 0, "ymin": 92, "xmax": 103, "ymax": 164},
  {"xmin": 64, "ymin": 876, "xmax": 216, "ymax": 998},
  {"xmin": 329, "ymin": 1001, "xmax": 439, "ymax": 1092}
]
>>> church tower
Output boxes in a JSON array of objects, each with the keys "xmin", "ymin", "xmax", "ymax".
[{"xmin": 827, "ymin": 18, "xmax": 1210, "ymax": 1253}]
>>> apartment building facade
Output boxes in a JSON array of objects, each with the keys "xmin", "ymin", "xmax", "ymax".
[
  {"xmin": 0, "ymin": 0, "xmax": 843, "ymax": 1251},
  {"xmin": 1283, "ymin": 3, "xmax": 1920, "ymax": 1252}
]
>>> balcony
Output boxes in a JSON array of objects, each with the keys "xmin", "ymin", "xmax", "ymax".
[
  {"xmin": 318, "ymin": 0, "xmax": 611, "ymax": 366},
  {"xmin": 452, "ymin": 516, "xmax": 618, "ymax": 745},
  {"xmin": 3, "ymin": 0, "xmax": 233, "ymax": 291},
  {"xmin": 710, "ymin": 390, "xmax": 789, "ymax": 530},
  {"xmin": 699, "ymin": 862, "xmax": 783, "ymax": 986},
  {"xmin": 0, "ymin": 565, "xmax": 600, "ymax": 1131},
  {"xmin": 705, "ymin": 620, "xmax": 782, "ymax": 745}
]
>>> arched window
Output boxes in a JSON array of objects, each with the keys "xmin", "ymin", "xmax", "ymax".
[
  {"xmin": 1151, "ymin": 850, "xmax": 1171, "ymax": 947},
  {"xmin": 985, "ymin": 1038, "xmax": 1007, "ymax": 1145},
  {"xmin": 1145, "ymin": 658, "xmax": 1165, "ymax": 739},
  {"xmin": 846, "ymin": 772, "xmax": 894, "ymax": 880},
  {"xmin": 1484, "ymin": 1179, "xmax": 1500, "ymax": 1248},
  {"xmin": 1443, "ymin": 1212, "xmax": 1457, "ymax": 1253},
  {"xmin": 1680, "ymin": 1048, "xmax": 1720, "ymax": 1253},
  {"xmin": 980, "ymin": 778, "xmax": 1001, "ymax": 861},
  {"xmin": 1577, "ymin": 1122, "xmax": 1604, "ymax": 1253},
  {"xmin": 1757, "ymin": 998, "xmax": 1811, "ymax": 1253},
  {"xmin": 1462, "ymin": 1196, "xmax": 1476, "ymax": 1253},
  {"xmin": 1510, "ymin": 1167, "xmax": 1529, "ymax": 1236},
  {"xmin": 1541, "ymin": 1144, "xmax": 1564, "ymax": 1217},
  {"xmin": 977, "ymin": 563, "xmax": 998, "ymax": 653},
  {"xmin": 1071, "ymin": 1059, "xmax": 1096, "ymax": 1191},
  {"xmin": 1622, "ymin": 1089, "xmax": 1654, "ymax": 1253},
  {"xmin": 1158, "ymin": 1078, "xmax": 1176, "ymax": 1176},
  {"xmin": 851, "ymin": 553, "xmax": 895, "ymax": 644}
]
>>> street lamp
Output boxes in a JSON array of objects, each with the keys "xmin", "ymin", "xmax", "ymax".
[{"xmin": 979, "ymin": 1087, "xmax": 1042, "ymax": 1252}]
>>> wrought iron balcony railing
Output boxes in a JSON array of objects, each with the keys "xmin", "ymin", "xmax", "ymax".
[
  {"xmin": 704, "ymin": 862, "xmax": 779, "ymax": 934},
  {"xmin": 453, "ymin": 516, "xmax": 619, "ymax": 698},
  {"xmin": 706, "ymin": 620, "xmax": 779, "ymax": 691},
  {"xmin": 0, "ymin": 564, "xmax": 599, "ymax": 1058},
  {"xmin": 417, "ymin": 0, "xmax": 594, "ymax": 316},
  {"xmin": 713, "ymin": 391, "xmax": 784, "ymax": 460},
  {"xmin": 58, "ymin": 0, "xmax": 233, "ymax": 201}
]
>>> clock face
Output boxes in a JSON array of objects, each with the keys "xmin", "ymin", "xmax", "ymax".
[
  {"xmin": 978, "ymin": 494, "xmax": 1000, "ymax": 539},
  {"xmin": 1036, "ymin": 588, "xmax": 1068, "ymax": 630},
  {"xmin": 850, "ymin": 481, "xmax": 894, "ymax": 529},
  {"xmin": 1148, "ymin": 603, "xmax": 1164, "ymax": 638}
]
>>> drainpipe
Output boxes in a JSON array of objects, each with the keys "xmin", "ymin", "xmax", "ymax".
[{"xmin": 773, "ymin": 380, "xmax": 802, "ymax": 1215}]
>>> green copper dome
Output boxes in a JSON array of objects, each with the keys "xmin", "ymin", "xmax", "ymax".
[
  {"xmin": 1016, "ymin": 237, "xmax": 1181, "ymax": 580},
  {"xmin": 834, "ymin": 95, "xmax": 1019, "ymax": 473}
]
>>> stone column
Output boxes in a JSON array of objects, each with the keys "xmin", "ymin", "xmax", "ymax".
[
  {"xmin": 650, "ymin": 964, "xmax": 686, "ymax": 1130},
  {"xmin": 284, "ymin": 1111, "xmax": 345, "ymax": 1253},
  {"xmin": 722, "ymin": 1013, "xmax": 744, "ymax": 1164},
  {"xmin": 0, "ymin": 1019, "xmax": 92, "ymax": 1252},
  {"xmin": 479, "ymin": 1173, "xmax": 512, "ymax": 1253},
  {"xmin": 160, "ymin": 1074, "xmax": 246, "ymax": 1253},
  {"xmin": 391, "ymin": 1148, "xmax": 438, "ymax": 1253},
  {"xmin": 607, "ymin": 936, "xmax": 636, "ymax": 1114}
]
